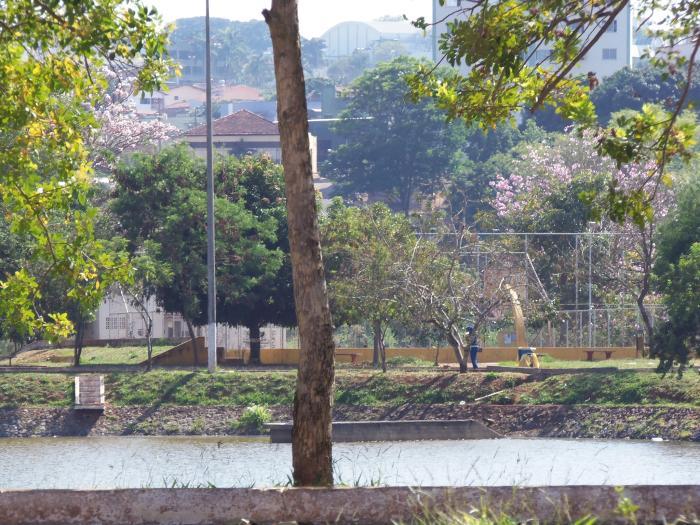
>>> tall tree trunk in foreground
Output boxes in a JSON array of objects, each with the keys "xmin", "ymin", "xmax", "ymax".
[{"xmin": 264, "ymin": 0, "xmax": 336, "ymax": 487}]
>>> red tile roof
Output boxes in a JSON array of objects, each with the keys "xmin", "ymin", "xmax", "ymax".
[{"xmin": 184, "ymin": 109, "xmax": 279, "ymax": 137}]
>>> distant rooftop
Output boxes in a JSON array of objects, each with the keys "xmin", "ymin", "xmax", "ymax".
[{"xmin": 184, "ymin": 109, "xmax": 279, "ymax": 136}]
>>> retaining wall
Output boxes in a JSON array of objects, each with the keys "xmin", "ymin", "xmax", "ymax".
[
  {"xmin": 267, "ymin": 419, "xmax": 502, "ymax": 443},
  {"xmin": 226, "ymin": 346, "xmax": 637, "ymax": 365},
  {"xmin": 0, "ymin": 486, "xmax": 697, "ymax": 525}
]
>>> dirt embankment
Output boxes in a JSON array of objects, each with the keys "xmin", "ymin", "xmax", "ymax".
[{"xmin": 1, "ymin": 403, "xmax": 698, "ymax": 441}]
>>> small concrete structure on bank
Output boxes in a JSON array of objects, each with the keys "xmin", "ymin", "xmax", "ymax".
[{"xmin": 267, "ymin": 419, "xmax": 502, "ymax": 443}]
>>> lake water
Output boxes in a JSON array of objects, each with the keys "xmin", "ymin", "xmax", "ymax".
[{"xmin": 1, "ymin": 436, "xmax": 699, "ymax": 489}]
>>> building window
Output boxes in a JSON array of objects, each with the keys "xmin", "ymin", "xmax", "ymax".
[
  {"xmin": 445, "ymin": 0, "xmax": 462, "ymax": 5},
  {"xmin": 602, "ymin": 48, "xmax": 617, "ymax": 60},
  {"xmin": 606, "ymin": 20, "xmax": 618, "ymax": 33}
]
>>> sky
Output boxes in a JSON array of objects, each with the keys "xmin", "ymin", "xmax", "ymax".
[{"xmin": 144, "ymin": 0, "xmax": 432, "ymax": 38}]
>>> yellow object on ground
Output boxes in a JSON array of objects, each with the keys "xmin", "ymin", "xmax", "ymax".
[{"xmin": 519, "ymin": 352, "xmax": 541, "ymax": 368}]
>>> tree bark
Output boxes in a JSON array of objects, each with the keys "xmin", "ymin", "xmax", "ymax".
[
  {"xmin": 248, "ymin": 323, "xmax": 262, "ymax": 365},
  {"xmin": 264, "ymin": 0, "xmax": 336, "ymax": 487},
  {"xmin": 447, "ymin": 330, "xmax": 468, "ymax": 373},
  {"xmin": 185, "ymin": 318, "xmax": 199, "ymax": 368},
  {"xmin": 372, "ymin": 320, "xmax": 381, "ymax": 368},
  {"xmin": 145, "ymin": 316, "xmax": 153, "ymax": 372},
  {"xmin": 73, "ymin": 316, "xmax": 84, "ymax": 367}
]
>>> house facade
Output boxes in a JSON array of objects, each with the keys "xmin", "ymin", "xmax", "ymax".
[{"xmin": 181, "ymin": 109, "xmax": 318, "ymax": 175}]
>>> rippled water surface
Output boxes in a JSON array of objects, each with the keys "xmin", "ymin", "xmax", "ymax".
[{"xmin": 1, "ymin": 436, "xmax": 699, "ymax": 489}]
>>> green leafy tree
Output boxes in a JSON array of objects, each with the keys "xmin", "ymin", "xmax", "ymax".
[
  {"xmin": 591, "ymin": 65, "xmax": 700, "ymax": 125},
  {"xmin": 112, "ymin": 146, "xmax": 286, "ymax": 365},
  {"xmin": 326, "ymin": 50, "xmax": 370, "ymax": 85},
  {"xmin": 411, "ymin": 0, "xmax": 698, "ymax": 226},
  {"xmin": 322, "ymin": 199, "xmax": 415, "ymax": 371},
  {"xmin": 653, "ymin": 170, "xmax": 700, "ymax": 371},
  {"xmin": 325, "ymin": 57, "xmax": 467, "ymax": 214},
  {"xmin": 215, "ymin": 155, "xmax": 295, "ymax": 365},
  {"xmin": 0, "ymin": 0, "xmax": 171, "ymax": 342}
]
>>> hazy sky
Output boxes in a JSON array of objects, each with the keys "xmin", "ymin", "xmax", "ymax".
[{"xmin": 145, "ymin": 0, "xmax": 432, "ymax": 38}]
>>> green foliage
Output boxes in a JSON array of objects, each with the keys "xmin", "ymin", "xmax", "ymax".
[
  {"xmin": 520, "ymin": 372, "xmax": 700, "ymax": 406},
  {"xmin": 325, "ymin": 57, "xmax": 467, "ymax": 214},
  {"xmin": 322, "ymin": 199, "xmax": 415, "ymax": 330},
  {"xmin": 411, "ymin": 0, "xmax": 698, "ymax": 226},
  {"xmin": 591, "ymin": 65, "xmax": 700, "ymax": 125},
  {"xmin": 236, "ymin": 405, "xmax": 272, "ymax": 433},
  {"xmin": 653, "ymin": 171, "xmax": 700, "ymax": 370},
  {"xmin": 111, "ymin": 147, "xmax": 287, "ymax": 333},
  {"xmin": 0, "ymin": 0, "xmax": 171, "ymax": 340}
]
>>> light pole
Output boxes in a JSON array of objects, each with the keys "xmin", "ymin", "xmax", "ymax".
[
  {"xmin": 205, "ymin": 0, "xmax": 217, "ymax": 373},
  {"xmin": 587, "ymin": 221, "xmax": 596, "ymax": 348}
]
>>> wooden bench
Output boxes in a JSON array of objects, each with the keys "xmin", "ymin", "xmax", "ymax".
[
  {"xmin": 584, "ymin": 349, "xmax": 616, "ymax": 361},
  {"xmin": 336, "ymin": 352, "xmax": 360, "ymax": 364}
]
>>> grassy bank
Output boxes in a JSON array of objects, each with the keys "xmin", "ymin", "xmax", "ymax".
[
  {"xmin": 0, "ymin": 345, "xmax": 173, "ymax": 366},
  {"xmin": 1, "ymin": 369, "xmax": 699, "ymax": 408}
]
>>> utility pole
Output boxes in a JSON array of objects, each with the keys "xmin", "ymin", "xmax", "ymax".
[
  {"xmin": 588, "ymin": 222, "xmax": 595, "ymax": 348},
  {"xmin": 205, "ymin": 0, "xmax": 217, "ymax": 373}
]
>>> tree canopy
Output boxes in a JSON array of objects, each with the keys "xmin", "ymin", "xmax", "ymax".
[
  {"xmin": 111, "ymin": 146, "xmax": 289, "ymax": 358},
  {"xmin": 0, "ymin": 0, "xmax": 171, "ymax": 341},
  {"xmin": 324, "ymin": 56, "xmax": 467, "ymax": 214},
  {"xmin": 411, "ymin": 0, "xmax": 698, "ymax": 226}
]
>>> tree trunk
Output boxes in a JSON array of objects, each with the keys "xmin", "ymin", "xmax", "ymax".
[
  {"xmin": 73, "ymin": 316, "xmax": 84, "ymax": 367},
  {"xmin": 379, "ymin": 333, "xmax": 387, "ymax": 373},
  {"xmin": 372, "ymin": 320, "xmax": 381, "ymax": 368},
  {"xmin": 447, "ymin": 331, "xmax": 468, "ymax": 373},
  {"xmin": 264, "ymin": 0, "xmax": 336, "ymax": 488},
  {"xmin": 185, "ymin": 318, "xmax": 199, "ymax": 368},
  {"xmin": 146, "ymin": 317, "xmax": 153, "ymax": 372},
  {"xmin": 248, "ymin": 323, "xmax": 262, "ymax": 365},
  {"xmin": 637, "ymin": 292, "xmax": 653, "ymax": 357}
]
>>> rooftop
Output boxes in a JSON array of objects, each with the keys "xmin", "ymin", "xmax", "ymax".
[{"xmin": 184, "ymin": 109, "xmax": 279, "ymax": 137}]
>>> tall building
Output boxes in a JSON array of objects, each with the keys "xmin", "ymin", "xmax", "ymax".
[{"xmin": 433, "ymin": 1, "xmax": 635, "ymax": 79}]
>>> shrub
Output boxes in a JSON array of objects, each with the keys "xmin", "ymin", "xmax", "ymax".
[{"xmin": 236, "ymin": 405, "xmax": 272, "ymax": 434}]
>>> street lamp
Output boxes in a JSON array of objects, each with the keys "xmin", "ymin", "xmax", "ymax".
[
  {"xmin": 587, "ymin": 221, "xmax": 596, "ymax": 348},
  {"xmin": 205, "ymin": 0, "xmax": 217, "ymax": 373}
]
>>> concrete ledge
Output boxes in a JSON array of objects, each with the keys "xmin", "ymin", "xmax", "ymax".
[
  {"xmin": 267, "ymin": 419, "xmax": 502, "ymax": 443},
  {"xmin": 0, "ymin": 485, "xmax": 698, "ymax": 524}
]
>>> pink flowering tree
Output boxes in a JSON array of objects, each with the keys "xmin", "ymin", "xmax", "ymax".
[
  {"xmin": 490, "ymin": 129, "xmax": 674, "ymax": 348},
  {"xmin": 87, "ymin": 72, "xmax": 178, "ymax": 174}
]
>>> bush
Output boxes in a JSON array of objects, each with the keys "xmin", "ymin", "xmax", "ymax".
[{"xmin": 236, "ymin": 405, "xmax": 272, "ymax": 433}]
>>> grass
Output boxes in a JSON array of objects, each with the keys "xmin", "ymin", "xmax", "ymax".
[
  {"xmin": 497, "ymin": 356, "xmax": 660, "ymax": 369},
  {"xmin": 515, "ymin": 371, "xmax": 700, "ymax": 406},
  {"xmin": 0, "ymin": 345, "xmax": 173, "ymax": 366},
  {"xmin": 0, "ymin": 368, "xmax": 698, "ymax": 408}
]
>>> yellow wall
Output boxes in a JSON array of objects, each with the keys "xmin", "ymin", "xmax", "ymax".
[{"xmin": 224, "ymin": 346, "xmax": 638, "ymax": 365}]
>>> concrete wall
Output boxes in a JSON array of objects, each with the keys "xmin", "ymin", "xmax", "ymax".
[
  {"xmin": 268, "ymin": 419, "xmax": 501, "ymax": 443},
  {"xmin": 228, "ymin": 346, "xmax": 637, "ymax": 366},
  {"xmin": 149, "ymin": 337, "xmax": 223, "ymax": 367},
  {"xmin": 1, "ymin": 485, "xmax": 698, "ymax": 525}
]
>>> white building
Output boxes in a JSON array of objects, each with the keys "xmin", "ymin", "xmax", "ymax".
[
  {"xmin": 84, "ymin": 291, "xmax": 286, "ymax": 350},
  {"xmin": 433, "ymin": 0, "xmax": 636, "ymax": 79},
  {"xmin": 321, "ymin": 18, "xmax": 431, "ymax": 61}
]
